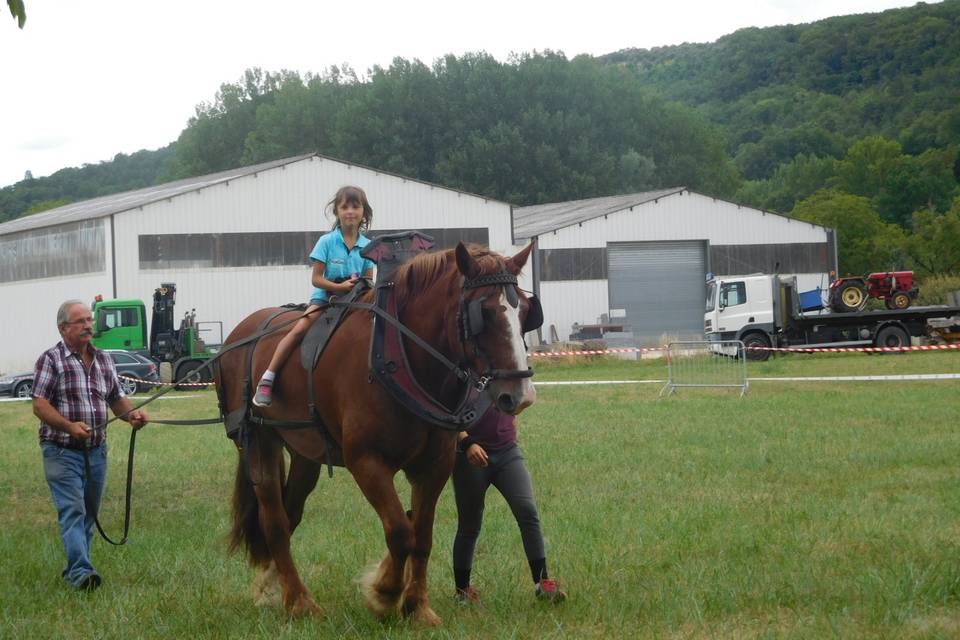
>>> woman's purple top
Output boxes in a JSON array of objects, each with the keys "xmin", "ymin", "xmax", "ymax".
[{"xmin": 469, "ymin": 407, "xmax": 517, "ymax": 452}]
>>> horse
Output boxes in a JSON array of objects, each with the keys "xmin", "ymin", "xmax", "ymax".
[{"xmin": 214, "ymin": 241, "xmax": 538, "ymax": 625}]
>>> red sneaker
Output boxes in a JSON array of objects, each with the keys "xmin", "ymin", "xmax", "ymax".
[
  {"xmin": 455, "ymin": 585, "xmax": 480, "ymax": 604},
  {"xmin": 535, "ymin": 578, "xmax": 566, "ymax": 602}
]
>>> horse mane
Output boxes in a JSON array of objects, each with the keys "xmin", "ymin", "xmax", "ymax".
[{"xmin": 392, "ymin": 244, "xmax": 503, "ymax": 311}]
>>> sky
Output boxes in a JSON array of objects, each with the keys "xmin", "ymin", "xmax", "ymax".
[{"xmin": 1, "ymin": 0, "xmax": 932, "ymax": 189}]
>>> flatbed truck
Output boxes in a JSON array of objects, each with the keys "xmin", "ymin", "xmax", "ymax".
[{"xmin": 704, "ymin": 274, "xmax": 960, "ymax": 361}]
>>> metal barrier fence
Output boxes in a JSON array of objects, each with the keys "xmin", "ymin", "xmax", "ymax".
[{"xmin": 659, "ymin": 340, "xmax": 748, "ymax": 398}]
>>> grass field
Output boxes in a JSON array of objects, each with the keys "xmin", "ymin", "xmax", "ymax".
[{"xmin": 1, "ymin": 351, "xmax": 959, "ymax": 639}]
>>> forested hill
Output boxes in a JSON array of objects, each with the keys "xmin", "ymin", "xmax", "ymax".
[
  {"xmin": 602, "ymin": 0, "xmax": 960, "ymax": 181},
  {"xmin": 1, "ymin": 2, "xmax": 958, "ymax": 278}
]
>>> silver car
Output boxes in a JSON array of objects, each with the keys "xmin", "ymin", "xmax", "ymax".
[{"xmin": 0, "ymin": 372, "xmax": 34, "ymax": 398}]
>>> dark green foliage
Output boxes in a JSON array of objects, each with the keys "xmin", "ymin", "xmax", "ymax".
[
  {"xmin": 0, "ymin": 145, "xmax": 176, "ymax": 223},
  {"xmin": 166, "ymin": 53, "xmax": 739, "ymax": 205}
]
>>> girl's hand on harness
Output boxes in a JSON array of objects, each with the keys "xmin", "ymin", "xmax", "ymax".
[{"xmin": 467, "ymin": 443, "xmax": 489, "ymax": 468}]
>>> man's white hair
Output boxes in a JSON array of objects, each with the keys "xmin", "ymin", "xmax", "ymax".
[{"xmin": 57, "ymin": 299, "xmax": 86, "ymax": 327}]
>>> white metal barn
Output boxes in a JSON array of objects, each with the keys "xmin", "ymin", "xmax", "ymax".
[
  {"xmin": 0, "ymin": 153, "xmax": 522, "ymax": 375},
  {"xmin": 514, "ymin": 189, "xmax": 836, "ymax": 345}
]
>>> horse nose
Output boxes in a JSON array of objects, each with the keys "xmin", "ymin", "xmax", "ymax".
[{"xmin": 496, "ymin": 393, "xmax": 517, "ymax": 414}]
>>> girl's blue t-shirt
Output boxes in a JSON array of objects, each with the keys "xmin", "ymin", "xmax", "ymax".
[{"xmin": 309, "ymin": 227, "xmax": 375, "ymax": 302}]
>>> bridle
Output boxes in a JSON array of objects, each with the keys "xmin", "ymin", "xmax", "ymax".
[{"xmin": 457, "ymin": 270, "xmax": 536, "ymax": 387}]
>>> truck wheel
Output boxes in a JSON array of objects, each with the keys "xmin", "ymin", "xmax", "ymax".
[
  {"xmin": 14, "ymin": 380, "xmax": 33, "ymax": 398},
  {"xmin": 741, "ymin": 333, "xmax": 771, "ymax": 361},
  {"xmin": 875, "ymin": 325, "xmax": 909, "ymax": 351},
  {"xmin": 833, "ymin": 281, "xmax": 868, "ymax": 312},
  {"xmin": 175, "ymin": 360, "xmax": 207, "ymax": 390}
]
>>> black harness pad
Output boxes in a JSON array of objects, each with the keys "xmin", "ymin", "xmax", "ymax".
[{"xmin": 299, "ymin": 281, "xmax": 370, "ymax": 370}]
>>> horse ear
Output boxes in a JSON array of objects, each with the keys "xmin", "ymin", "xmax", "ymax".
[
  {"xmin": 506, "ymin": 243, "xmax": 533, "ymax": 275},
  {"xmin": 455, "ymin": 242, "xmax": 482, "ymax": 279}
]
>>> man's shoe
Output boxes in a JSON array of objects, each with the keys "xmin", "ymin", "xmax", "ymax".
[
  {"xmin": 455, "ymin": 585, "xmax": 480, "ymax": 604},
  {"xmin": 77, "ymin": 573, "xmax": 102, "ymax": 592},
  {"xmin": 534, "ymin": 578, "xmax": 565, "ymax": 603},
  {"xmin": 252, "ymin": 381, "xmax": 273, "ymax": 407}
]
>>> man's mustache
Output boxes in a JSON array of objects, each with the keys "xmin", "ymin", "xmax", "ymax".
[{"xmin": 80, "ymin": 330, "xmax": 93, "ymax": 336}]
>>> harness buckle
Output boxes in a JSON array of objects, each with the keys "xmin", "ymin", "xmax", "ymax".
[{"xmin": 474, "ymin": 374, "xmax": 492, "ymax": 391}]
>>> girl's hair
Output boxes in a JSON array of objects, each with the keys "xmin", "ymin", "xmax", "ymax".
[{"xmin": 328, "ymin": 185, "xmax": 373, "ymax": 232}]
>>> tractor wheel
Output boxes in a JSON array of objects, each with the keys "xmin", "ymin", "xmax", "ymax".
[
  {"xmin": 833, "ymin": 281, "xmax": 868, "ymax": 313},
  {"xmin": 875, "ymin": 325, "xmax": 910, "ymax": 351},
  {"xmin": 740, "ymin": 332, "xmax": 771, "ymax": 361},
  {"xmin": 890, "ymin": 291, "xmax": 911, "ymax": 310}
]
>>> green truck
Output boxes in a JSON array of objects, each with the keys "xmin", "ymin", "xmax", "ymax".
[{"xmin": 92, "ymin": 283, "xmax": 222, "ymax": 386}]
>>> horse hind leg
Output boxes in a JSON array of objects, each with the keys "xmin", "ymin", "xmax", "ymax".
[
  {"xmin": 243, "ymin": 431, "xmax": 321, "ymax": 617},
  {"xmin": 250, "ymin": 453, "xmax": 322, "ymax": 608}
]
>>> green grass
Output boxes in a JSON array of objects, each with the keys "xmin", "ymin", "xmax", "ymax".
[{"xmin": 2, "ymin": 351, "xmax": 960, "ymax": 639}]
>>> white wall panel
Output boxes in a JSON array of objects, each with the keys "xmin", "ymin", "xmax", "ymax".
[
  {"xmin": 538, "ymin": 280, "xmax": 609, "ymax": 342},
  {"xmin": 3, "ymin": 156, "xmax": 516, "ymax": 371},
  {"xmin": 535, "ymin": 191, "xmax": 828, "ymax": 250},
  {"xmin": 0, "ymin": 271, "xmax": 113, "ymax": 373}
]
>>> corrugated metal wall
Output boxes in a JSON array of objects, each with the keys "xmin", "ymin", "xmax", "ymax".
[
  {"xmin": 608, "ymin": 241, "xmax": 707, "ymax": 344},
  {"xmin": 0, "ymin": 157, "xmax": 520, "ymax": 373},
  {"xmin": 533, "ymin": 191, "xmax": 832, "ymax": 343}
]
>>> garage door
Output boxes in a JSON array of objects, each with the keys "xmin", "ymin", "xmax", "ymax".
[{"xmin": 608, "ymin": 241, "xmax": 707, "ymax": 344}]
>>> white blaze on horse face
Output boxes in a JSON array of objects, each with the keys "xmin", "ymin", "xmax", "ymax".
[{"xmin": 499, "ymin": 289, "xmax": 536, "ymax": 405}]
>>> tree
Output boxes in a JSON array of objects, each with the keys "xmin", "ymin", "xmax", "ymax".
[
  {"xmin": 6, "ymin": 0, "xmax": 25, "ymax": 28},
  {"xmin": 791, "ymin": 189, "xmax": 906, "ymax": 275},
  {"xmin": 903, "ymin": 199, "xmax": 960, "ymax": 276}
]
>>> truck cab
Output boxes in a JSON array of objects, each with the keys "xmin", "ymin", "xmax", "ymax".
[
  {"xmin": 705, "ymin": 275, "xmax": 776, "ymax": 344},
  {"xmin": 91, "ymin": 297, "xmax": 149, "ymax": 354}
]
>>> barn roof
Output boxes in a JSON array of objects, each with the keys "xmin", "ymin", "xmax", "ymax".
[
  {"xmin": 512, "ymin": 188, "xmax": 686, "ymax": 240},
  {"xmin": 0, "ymin": 155, "xmax": 316, "ymax": 236}
]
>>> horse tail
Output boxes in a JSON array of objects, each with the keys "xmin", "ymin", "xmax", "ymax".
[{"xmin": 228, "ymin": 449, "xmax": 272, "ymax": 567}]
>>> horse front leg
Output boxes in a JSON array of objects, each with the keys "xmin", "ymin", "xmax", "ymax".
[
  {"xmin": 249, "ymin": 432, "xmax": 320, "ymax": 618},
  {"xmin": 349, "ymin": 454, "xmax": 415, "ymax": 620}
]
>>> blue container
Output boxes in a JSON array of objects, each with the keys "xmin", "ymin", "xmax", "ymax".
[{"xmin": 799, "ymin": 288, "xmax": 824, "ymax": 312}]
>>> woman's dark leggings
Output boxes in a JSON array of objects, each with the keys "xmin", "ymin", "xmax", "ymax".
[{"xmin": 452, "ymin": 443, "xmax": 547, "ymax": 585}]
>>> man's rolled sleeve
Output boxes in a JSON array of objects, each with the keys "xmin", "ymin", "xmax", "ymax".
[{"xmin": 32, "ymin": 352, "xmax": 57, "ymax": 401}]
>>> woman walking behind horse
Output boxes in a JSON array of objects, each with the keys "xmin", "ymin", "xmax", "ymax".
[
  {"xmin": 452, "ymin": 406, "xmax": 566, "ymax": 604},
  {"xmin": 253, "ymin": 185, "xmax": 376, "ymax": 407}
]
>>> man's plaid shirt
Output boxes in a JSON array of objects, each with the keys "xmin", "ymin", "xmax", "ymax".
[{"xmin": 33, "ymin": 341, "xmax": 124, "ymax": 448}]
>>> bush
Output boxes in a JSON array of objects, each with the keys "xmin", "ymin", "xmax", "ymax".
[{"xmin": 916, "ymin": 273, "xmax": 960, "ymax": 305}]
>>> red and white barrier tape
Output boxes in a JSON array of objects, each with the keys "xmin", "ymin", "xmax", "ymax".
[
  {"xmin": 746, "ymin": 344, "xmax": 960, "ymax": 354},
  {"xmin": 118, "ymin": 375, "xmax": 213, "ymax": 388},
  {"xmin": 527, "ymin": 343, "xmax": 960, "ymax": 357}
]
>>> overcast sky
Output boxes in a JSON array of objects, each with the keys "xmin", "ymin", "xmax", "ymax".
[{"xmin": 1, "ymin": 0, "xmax": 931, "ymax": 189}]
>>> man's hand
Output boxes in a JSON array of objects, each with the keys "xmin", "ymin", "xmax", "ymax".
[
  {"xmin": 67, "ymin": 421, "xmax": 92, "ymax": 440},
  {"xmin": 467, "ymin": 443, "xmax": 489, "ymax": 468},
  {"xmin": 126, "ymin": 409, "xmax": 149, "ymax": 430}
]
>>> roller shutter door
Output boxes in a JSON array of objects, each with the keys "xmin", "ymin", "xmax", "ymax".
[{"xmin": 607, "ymin": 241, "xmax": 707, "ymax": 344}]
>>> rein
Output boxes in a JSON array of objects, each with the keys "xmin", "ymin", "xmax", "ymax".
[{"xmin": 84, "ymin": 305, "xmax": 326, "ymax": 545}]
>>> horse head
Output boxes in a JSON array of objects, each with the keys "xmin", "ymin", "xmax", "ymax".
[{"xmin": 453, "ymin": 242, "xmax": 538, "ymax": 415}]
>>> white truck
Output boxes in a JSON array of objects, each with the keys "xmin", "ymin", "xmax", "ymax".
[{"xmin": 704, "ymin": 274, "xmax": 960, "ymax": 361}]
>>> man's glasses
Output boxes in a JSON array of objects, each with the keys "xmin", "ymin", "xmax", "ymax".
[{"xmin": 64, "ymin": 317, "xmax": 94, "ymax": 326}]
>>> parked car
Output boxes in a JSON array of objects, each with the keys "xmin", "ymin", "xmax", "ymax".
[
  {"xmin": 0, "ymin": 371, "xmax": 33, "ymax": 398},
  {"xmin": 105, "ymin": 350, "xmax": 161, "ymax": 395}
]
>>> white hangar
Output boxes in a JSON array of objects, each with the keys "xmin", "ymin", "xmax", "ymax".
[
  {"xmin": 515, "ymin": 189, "xmax": 836, "ymax": 345},
  {"xmin": 0, "ymin": 153, "xmax": 523, "ymax": 374}
]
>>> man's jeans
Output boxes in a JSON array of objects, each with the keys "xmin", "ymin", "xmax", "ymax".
[{"xmin": 41, "ymin": 442, "xmax": 107, "ymax": 587}]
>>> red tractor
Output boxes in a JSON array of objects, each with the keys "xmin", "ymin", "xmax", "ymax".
[{"xmin": 828, "ymin": 271, "xmax": 919, "ymax": 313}]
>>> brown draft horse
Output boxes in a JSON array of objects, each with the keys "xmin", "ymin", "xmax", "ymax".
[{"xmin": 215, "ymin": 242, "xmax": 537, "ymax": 625}]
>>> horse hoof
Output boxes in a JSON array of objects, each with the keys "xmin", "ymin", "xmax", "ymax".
[
  {"xmin": 288, "ymin": 594, "xmax": 322, "ymax": 618},
  {"xmin": 410, "ymin": 606, "xmax": 442, "ymax": 627}
]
